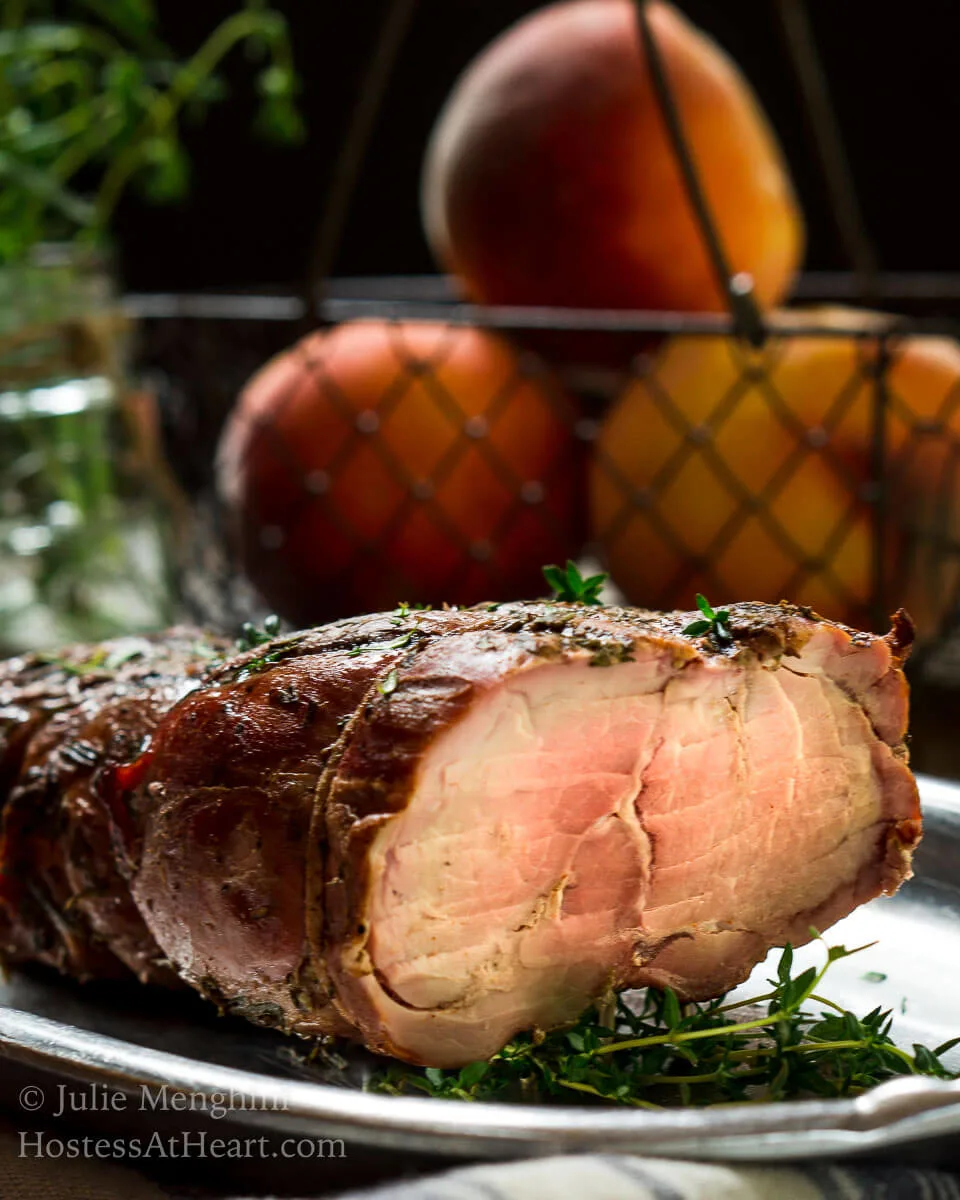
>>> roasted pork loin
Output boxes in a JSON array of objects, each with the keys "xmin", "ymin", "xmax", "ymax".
[{"xmin": 0, "ymin": 602, "xmax": 920, "ymax": 1067}]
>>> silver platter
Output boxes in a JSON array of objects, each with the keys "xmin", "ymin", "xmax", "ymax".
[{"xmin": 2, "ymin": 775, "xmax": 960, "ymax": 1165}]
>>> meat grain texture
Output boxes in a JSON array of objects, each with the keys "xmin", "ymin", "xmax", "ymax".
[{"xmin": 0, "ymin": 603, "xmax": 921, "ymax": 1068}]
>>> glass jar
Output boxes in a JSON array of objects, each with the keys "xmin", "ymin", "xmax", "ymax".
[{"xmin": 0, "ymin": 245, "xmax": 174, "ymax": 654}]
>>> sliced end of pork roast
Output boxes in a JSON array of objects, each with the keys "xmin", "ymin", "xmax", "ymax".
[{"xmin": 321, "ymin": 602, "xmax": 919, "ymax": 1066}]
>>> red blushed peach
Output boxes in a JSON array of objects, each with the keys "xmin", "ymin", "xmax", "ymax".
[
  {"xmin": 422, "ymin": 0, "xmax": 804, "ymax": 357},
  {"xmin": 217, "ymin": 320, "xmax": 585, "ymax": 624}
]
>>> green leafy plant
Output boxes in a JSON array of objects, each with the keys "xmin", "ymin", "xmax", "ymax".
[
  {"xmin": 0, "ymin": 0, "xmax": 303, "ymax": 263},
  {"xmin": 543, "ymin": 561, "xmax": 607, "ymax": 606},
  {"xmin": 369, "ymin": 934, "xmax": 958, "ymax": 1106},
  {"xmin": 683, "ymin": 593, "xmax": 733, "ymax": 647}
]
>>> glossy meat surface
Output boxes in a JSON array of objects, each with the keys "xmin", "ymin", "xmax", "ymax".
[{"xmin": 0, "ymin": 630, "xmax": 226, "ymax": 982}]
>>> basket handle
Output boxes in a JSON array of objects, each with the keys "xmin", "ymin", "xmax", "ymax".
[
  {"xmin": 304, "ymin": 0, "xmax": 420, "ymax": 325},
  {"xmin": 633, "ymin": 0, "xmax": 766, "ymax": 347}
]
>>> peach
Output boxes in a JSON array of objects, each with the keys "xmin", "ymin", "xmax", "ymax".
[
  {"xmin": 422, "ymin": 0, "xmax": 804, "ymax": 341},
  {"xmin": 217, "ymin": 320, "xmax": 584, "ymax": 624},
  {"xmin": 590, "ymin": 308, "xmax": 960, "ymax": 637}
]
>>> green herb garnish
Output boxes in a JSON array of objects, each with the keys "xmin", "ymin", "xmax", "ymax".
[
  {"xmin": 348, "ymin": 630, "xmax": 416, "ymax": 658},
  {"xmin": 351, "ymin": 606, "xmax": 432, "ymax": 660},
  {"xmin": 102, "ymin": 638, "xmax": 152, "ymax": 670},
  {"xmin": 230, "ymin": 619, "xmax": 307, "ymax": 681},
  {"xmin": 682, "ymin": 594, "xmax": 733, "ymax": 647},
  {"xmin": 391, "ymin": 602, "xmax": 431, "ymax": 625},
  {"xmin": 236, "ymin": 615, "xmax": 281, "ymax": 652},
  {"xmin": 368, "ymin": 934, "xmax": 957, "ymax": 1107},
  {"xmin": 378, "ymin": 668, "xmax": 399, "ymax": 697},
  {"xmin": 35, "ymin": 637, "xmax": 151, "ymax": 676},
  {"xmin": 191, "ymin": 639, "xmax": 222, "ymax": 662},
  {"xmin": 543, "ymin": 562, "xmax": 607, "ymax": 606},
  {"xmin": 35, "ymin": 648, "xmax": 108, "ymax": 676}
]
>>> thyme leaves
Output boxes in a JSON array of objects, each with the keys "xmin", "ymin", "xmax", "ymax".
[
  {"xmin": 543, "ymin": 562, "xmax": 607, "ymax": 606},
  {"xmin": 369, "ymin": 936, "xmax": 957, "ymax": 1107},
  {"xmin": 683, "ymin": 594, "xmax": 734, "ymax": 648}
]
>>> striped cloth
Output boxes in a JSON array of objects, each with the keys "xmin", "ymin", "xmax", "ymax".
[{"xmin": 331, "ymin": 1156, "xmax": 960, "ymax": 1200}]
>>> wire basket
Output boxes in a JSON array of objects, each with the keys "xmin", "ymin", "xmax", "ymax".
[{"xmin": 129, "ymin": 285, "xmax": 960, "ymax": 651}]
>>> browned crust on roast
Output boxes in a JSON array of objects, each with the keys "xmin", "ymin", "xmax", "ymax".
[
  {"xmin": 0, "ymin": 630, "xmax": 228, "ymax": 982},
  {"xmin": 129, "ymin": 645, "xmax": 406, "ymax": 1036},
  {"xmin": 886, "ymin": 608, "xmax": 916, "ymax": 664}
]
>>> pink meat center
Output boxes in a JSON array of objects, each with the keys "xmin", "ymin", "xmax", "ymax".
[{"xmin": 363, "ymin": 637, "xmax": 898, "ymax": 1065}]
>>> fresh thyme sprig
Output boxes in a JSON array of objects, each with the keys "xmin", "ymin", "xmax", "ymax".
[
  {"xmin": 348, "ymin": 631, "xmax": 417, "ymax": 658},
  {"xmin": 391, "ymin": 602, "xmax": 431, "ymax": 625},
  {"xmin": 543, "ymin": 562, "xmax": 607, "ymax": 606},
  {"xmin": 229, "ymin": 617, "xmax": 310, "ymax": 681},
  {"xmin": 378, "ymin": 668, "xmax": 399, "ymax": 697},
  {"xmin": 368, "ymin": 935, "xmax": 957, "ymax": 1107},
  {"xmin": 236, "ymin": 615, "xmax": 281, "ymax": 652},
  {"xmin": 352, "ymin": 602, "xmax": 434, "ymax": 659},
  {"xmin": 683, "ymin": 594, "xmax": 733, "ymax": 648}
]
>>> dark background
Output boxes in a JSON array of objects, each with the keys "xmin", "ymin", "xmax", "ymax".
[{"xmin": 117, "ymin": 0, "xmax": 960, "ymax": 294}]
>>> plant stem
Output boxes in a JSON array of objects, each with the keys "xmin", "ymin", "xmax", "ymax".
[
  {"xmin": 786, "ymin": 1040, "xmax": 917, "ymax": 1070},
  {"xmin": 714, "ymin": 990, "xmax": 777, "ymax": 1014},
  {"xmin": 809, "ymin": 993, "xmax": 847, "ymax": 1015},
  {"xmin": 595, "ymin": 957, "xmax": 835, "ymax": 1058},
  {"xmin": 556, "ymin": 1080, "xmax": 663, "ymax": 1109},
  {"xmin": 93, "ymin": 9, "xmax": 290, "ymax": 230}
]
